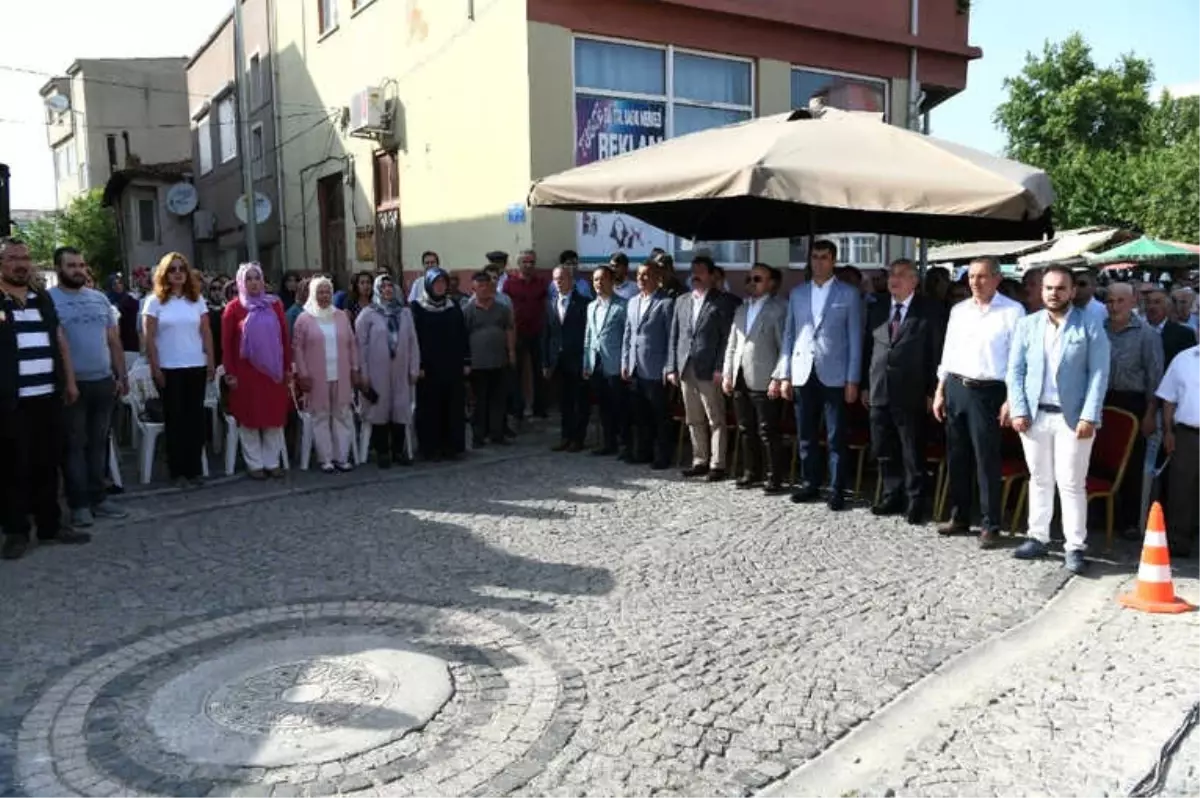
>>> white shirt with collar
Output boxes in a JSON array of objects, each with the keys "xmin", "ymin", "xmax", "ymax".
[
  {"xmin": 937, "ymin": 292, "xmax": 1025, "ymax": 382},
  {"xmin": 691, "ymin": 290, "xmax": 707, "ymax": 326},
  {"xmin": 810, "ymin": 277, "xmax": 834, "ymax": 325},
  {"xmin": 744, "ymin": 295, "xmax": 766, "ymax": 332},
  {"xmin": 1039, "ymin": 313, "xmax": 1067, "ymax": 408},
  {"xmin": 556, "ymin": 292, "xmax": 570, "ymax": 322},
  {"xmin": 1157, "ymin": 345, "xmax": 1200, "ymax": 427},
  {"xmin": 889, "ymin": 293, "xmax": 914, "ymax": 327}
]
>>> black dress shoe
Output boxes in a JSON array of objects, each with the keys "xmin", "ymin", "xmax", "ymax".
[
  {"xmin": 735, "ymin": 475, "xmax": 763, "ymax": 489},
  {"xmin": 681, "ymin": 464, "xmax": 710, "ymax": 478},
  {"xmin": 827, "ymin": 492, "xmax": 847, "ymax": 512},
  {"xmin": 871, "ymin": 497, "xmax": 905, "ymax": 516},
  {"xmin": 1, "ymin": 537, "xmax": 28, "ymax": 560},
  {"xmin": 906, "ymin": 504, "xmax": 927, "ymax": 525},
  {"xmin": 551, "ymin": 440, "xmax": 570, "ymax": 452},
  {"xmin": 705, "ymin": 469, "xmax": 727, "ymax": 483},
  {"xmin": 790, "ymin": 485, "xmax": 820, "ymax": 503},
  {"xmin": 593, "ymin": 446, "xmax": 618, "ymax": 456},
  {"xmin": 43, "ymin": 529, "xmax": 92, "ymax": 545},
  {"xmin": 763, "ymin": 482, "xmax": 788, "ymax": 496}
]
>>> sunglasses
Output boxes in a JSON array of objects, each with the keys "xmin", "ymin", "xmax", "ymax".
[
  {"xmin": 167, "ymin": 265, "xmax": 187, "ymax": 274},
  {"xmin": 747, "ymin": 275, "xmax": 765, "ymax": 284}
]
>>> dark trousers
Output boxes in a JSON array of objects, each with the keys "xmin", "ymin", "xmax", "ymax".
[
  {"xmin": 553, "ymin": 364, "xmax": 590, "ymax": 445},
  {"xmin": 0, "ymin": 394, "xmax": 63, "ymax": 541},
  {"xmin": 510, "ymin": 333, "xmax": 546, "ymax": 416},
  {"xmin": 945, "ymin": 376, "xmax": 1006, "ymax": 531},
  {"xmin": 795, "ymin": 373, "xmax": 847, "ymax": 492},
  {"xmin": 591, "ymin": 369, "xmax": 626, "ymax": 451},
  {"xmin": 161, "ymin": 366, "xmax": 208, "ymax": 479},
  {"xmin": 371, "ymin": 423, "xmax": 408, "ymax": 461},
  {"xmin": 471, "ymin": 367, "xmax": 509, "ymax": 443},
  {"xmin": 732, "ymin": 376, "xmax": 785, "ymax": 483},
  {"xmin": 415, "ymin": 375, "xmax": 466, "ymax": 457},
  {"xmin": 630, "ymin": 376, "xmax": 672, "ymax": 466},
  {"xmin": 62, "ymin": 377, "xmax": 115, "ymax": 510},
  {"xmin": 1105, "ymin": 390, "xmax": 1148, "ymax": 532},
  {"xmin": 870, "ymin": 403, "xmax": 926, "ymax": 506},
  {"xmin": 1166, "ymin": 425, "xmax": 1198, "ymax": 554}
]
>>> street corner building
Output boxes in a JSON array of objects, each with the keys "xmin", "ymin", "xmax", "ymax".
[{"xmin": 262, "ymin": 0, "xmax": 980, "ymax": 291}]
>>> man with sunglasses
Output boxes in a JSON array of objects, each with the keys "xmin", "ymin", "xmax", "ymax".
[{"xmin": 1071, "ymin": 268, "xmax": 1108, "ymax": 327}]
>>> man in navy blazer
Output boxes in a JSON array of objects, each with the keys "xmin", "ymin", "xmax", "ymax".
[
  {"xmin": 583, "ymin": 266, "xmax": 628, "ymax": 456},
  {"xmin": 771, "ymin": 240, "xmax": 863, "ymax": 510},
  {"xmin": 1007, "ymin": 265, "xmax": 1110, "ymax": 574},
  {"xmin": 543, "ymin": 265, "xmax": 592, "ymax": 452},
  {"xmin": 621, "ymin": 261, "xmax": 675, "ymax": 469}
]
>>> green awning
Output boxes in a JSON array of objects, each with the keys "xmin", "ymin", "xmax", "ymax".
[{"xmin": 1086, "ymin": 236, "xmax": 1200, "ymax": 266}]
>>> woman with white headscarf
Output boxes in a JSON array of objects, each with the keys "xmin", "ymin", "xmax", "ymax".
[
  {"xmin": 355, "ymin": 274, "xmax": 420, "ymax": 467},
  {"xmin": 293, "ymin": 276, "xmax": 359, "ymax": 473}
]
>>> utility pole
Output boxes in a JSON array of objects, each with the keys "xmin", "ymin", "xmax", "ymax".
[{"xmin": 233, "ymin": 0, "xmax": 259, "ymax": 264}]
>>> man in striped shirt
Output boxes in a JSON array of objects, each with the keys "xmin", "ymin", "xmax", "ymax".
[{"xmin": 0, "ymin": 238, "xmax": 88, "ymax": 560}]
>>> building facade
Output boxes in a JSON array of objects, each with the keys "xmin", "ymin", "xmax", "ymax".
[
  {"xmin": 187, "ymin": 0, "xmax": 286, "ymax": 279},
  {"xmin": 102, "ymin": 162, "xmax": 197, "ymax": 279},
  {"xmin": 39, "ymin": 59, "xmax": 192, "ymax": 211},
  {"xmin": 275, "ymin": 0, "xmax": 978, "ymax": 290}
]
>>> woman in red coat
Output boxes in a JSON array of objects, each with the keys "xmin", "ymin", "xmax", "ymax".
[{"xmin": 222, "ymin": 262, "xmax": 291, "ymax": 478}]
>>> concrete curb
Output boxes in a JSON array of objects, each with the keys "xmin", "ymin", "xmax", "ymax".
[{"xmin": 758, "ymin": 570, "xmax": 1127, "ymax": 797}]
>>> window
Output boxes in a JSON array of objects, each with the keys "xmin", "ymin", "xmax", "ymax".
[
  {"xmin": 137, "ymin": 198, "xmax": 157, "ymax": 244},
  {"xmin": 318, "ymin": 0, "xmax": 338, "ymax": 34},
  {"xmin": 218, "ymin": 97, "xmax": 237, "ymax": 163},
  {"xmin": 53, "ymin": 144, "xmax": 76, "ymax": 180},
  {"xmin": 789, "ymin": 67, "xmax": 890, "ymax": 267},
  {"xmin": 250, "ymin": 123, "xmax": 265, "ymax": 179},
  {"xmin": 374, "ymin": 150, "xmax": 399, "ymax": 208},
  {"xmin": 248, "ymin": 54, "xmax": 262, "ymax": 108},
  {"xmin": 572, "ymin": 38, "xmax": 754, "ymax": 266},
  {"xmin": 197, "ymin": 114, "xmax": 214, "ymax": 174}
]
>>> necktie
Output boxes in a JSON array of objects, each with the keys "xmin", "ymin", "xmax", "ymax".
[
  {"xmin": 890, "ymin": 303, "xmax": 903, "ymax": 342},
  {"xmin": 559, "ymin": 296, "xmax": 568, "ymax": 322}
]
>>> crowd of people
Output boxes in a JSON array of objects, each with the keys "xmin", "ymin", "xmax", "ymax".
[{"xmin": 0, "ymin": 234, "xmax": 1196, "ymax": 568}]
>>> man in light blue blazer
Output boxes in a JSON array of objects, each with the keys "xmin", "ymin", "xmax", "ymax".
[
  {"xmin": 583, "ymin": 265, "xmax": 629, "ymax": 456},
  {"xmin": 770, "ymin": 240, "xmax": 863, "ymax": 510},
  {"xmin": 1007, "ymin": 264, "xmax": 1110, "ymax": 574},
  {"xmin": 621, "ymin": 262, "xmax": 675, "ymax": 469}
]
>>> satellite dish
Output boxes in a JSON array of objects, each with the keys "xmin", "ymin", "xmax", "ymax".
[
  {"xmin": 45, "ymin": 94, "xmax": 70, "ymax": 114},
  {"xmin": 165, "ymin": 183, "xmax": 199, "ymax": 216},
  {"xmin": 234, "ymin": 192, "xmax": 273, "ymax": 225}
]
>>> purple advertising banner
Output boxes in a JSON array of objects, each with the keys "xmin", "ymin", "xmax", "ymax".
[{"xmin": 574, "ymin": 95, "xmax": 669, "ymax": 261}]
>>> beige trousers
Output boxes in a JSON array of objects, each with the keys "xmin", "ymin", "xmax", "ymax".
[
  {"xmin": 239, "ymin": 426, "xmax": 286, "ymax": 471},
  {"xmin": 681, "ymin": 363, "xmax": 728, "ymax": 468},
  {"xmin": 313, "ymin": 381, "xmax": 354, "ymax": 465}
]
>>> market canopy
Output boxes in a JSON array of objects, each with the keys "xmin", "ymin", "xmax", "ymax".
[
  {"xmin": 529, "ymin": 107, "xmax": 1055, "ymax": 242},
  {"xmin": 1085, "ymin": 236, "xmax": 1200, "ymax": 268}
]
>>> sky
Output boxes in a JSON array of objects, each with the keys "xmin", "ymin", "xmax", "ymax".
[{"xmin": 3, "ymin": 0, "xmax": 1198, "ymax": 211}]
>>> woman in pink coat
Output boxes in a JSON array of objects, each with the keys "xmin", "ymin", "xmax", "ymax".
[
  {"xmin": 356, "ymin": 274, "xmax": 420, "ymax": 468},
  {"xmin": 293, "ymin": 276, "xmax": 359, "ymax": 473}
]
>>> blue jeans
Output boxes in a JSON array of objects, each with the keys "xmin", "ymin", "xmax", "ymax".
[
  {"xmin": 62, "ymin": 377, "xmax": 115, "ymax": 510},
  {"xmin": 794, "ymin": 374, "xmax": 847, "ymax": 492}
]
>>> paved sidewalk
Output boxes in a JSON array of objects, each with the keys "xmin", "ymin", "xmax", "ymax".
[{"xmin": 0, "ymin": 438, "xmax": 1103, "ymax": 797}]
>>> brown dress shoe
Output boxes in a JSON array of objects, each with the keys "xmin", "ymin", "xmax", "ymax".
[
  {"xmin": 978, "ymin": 530, "xmax": 999, "ymax": 549},
  {"xmin": 937, "ymin": 521, "xmax": 970, "ymax": 536}
]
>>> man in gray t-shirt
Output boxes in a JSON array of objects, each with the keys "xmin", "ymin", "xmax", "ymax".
[
  {"xmin": 463, "ymin": 271, "xmax": 515, "ymax": 445},
  {"xmin": 49, "ymin": 248, "xmax": 129, "ymax": 525}
]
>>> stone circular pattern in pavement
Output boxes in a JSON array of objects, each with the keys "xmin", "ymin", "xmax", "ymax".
[{"xmin": 14, "ymin": 601, "xmax": 586, "ymax": 797}]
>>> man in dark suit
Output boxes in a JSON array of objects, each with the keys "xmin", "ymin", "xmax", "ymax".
[
  {"xmin": 621, "ymin": 261, "xmax": 675, "ymax": 469},
  {"xmin": 1144, "ymin": 287, "xmax": 1197, "ymax": 368},
  {"xmin": 543, "ymin": 266, "xmax": 592, "ymax": 452},
  {"xmin": 667, "ymin": 255, "xmax": 742, "ymax": 481},
  {"xmin": 863, "ymin": 258, "xmax": 946, "ymax": 524}
]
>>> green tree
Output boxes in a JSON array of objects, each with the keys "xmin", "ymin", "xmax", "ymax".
[{"xmin": 14, "ymin": 189, "xmax": 120, "ymax": 277}]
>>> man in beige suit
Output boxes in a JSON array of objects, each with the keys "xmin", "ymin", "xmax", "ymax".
[{"xmin": 723, "ymin": 263, "xmax": 789, "ymax": 493}]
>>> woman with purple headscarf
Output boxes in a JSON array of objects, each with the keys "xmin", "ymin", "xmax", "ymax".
[{"xmin": 221, "ymin": 262, "xmax": 291, "ymax": 478}]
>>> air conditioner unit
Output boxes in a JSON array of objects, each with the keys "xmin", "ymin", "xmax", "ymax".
[
  {"xmin": 193, "ymin": 209, "xmax": 216, "ymax": 241},
  {"xmin": 347, "ymin": 87, "xmax": 387, "ymax": 137}
]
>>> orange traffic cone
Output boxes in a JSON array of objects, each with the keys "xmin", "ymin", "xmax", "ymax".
[{"xmin": 1118, "ymin": 502, "xmax": 1196, "ymax": 614}]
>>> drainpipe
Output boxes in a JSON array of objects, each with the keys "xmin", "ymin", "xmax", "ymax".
[{"xmin": 268, "ymin": 0, "xmax": 290, "ymax": 273}]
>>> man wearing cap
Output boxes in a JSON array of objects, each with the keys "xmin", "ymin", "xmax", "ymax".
[
  {"xmin": 1157, "ymin": 343, "xmax": 1199, "ymax": 558},
  {"xmin": 482, "ymin": 251, "xmax": 512, "ymax": 308},
  {"xmin": 610, "ymin": 253, "xmax": 639, "ymax": 300},
  {"xmin": 1007, "ymin": 265, "xmax": 1110, "ymax": 574}
]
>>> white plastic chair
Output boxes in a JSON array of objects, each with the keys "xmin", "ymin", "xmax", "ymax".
[
  {"xmin": 352, "ymin": 394, "xmax": 415, "ymax": 463},
  {"xmin": 295, "ymin": 386, "xmax": 360, "ymax": 471},
  {"xmin": 107, "ymin": 433, "xmax": 123, "ymax": 490}
]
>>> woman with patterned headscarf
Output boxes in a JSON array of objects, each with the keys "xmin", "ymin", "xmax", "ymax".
[
  {"xmin": 221, "ymin": 262, "xmax": 291, "ymax": 478},
  {"xmin": 410, "ymin": 267, "xmax": 469, "ymax": 460},
  {"xmin": 293, "ymin": 276, "xmax": 359, "ymax": 473},
  {"xmin": 355, "ymin": 274, "xmax": 420, "ymax": 467}
]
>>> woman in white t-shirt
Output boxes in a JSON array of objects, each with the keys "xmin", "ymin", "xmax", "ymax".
[{"xmin": 142, "ymin": 252, "xmax": 214, "ymax": 487}]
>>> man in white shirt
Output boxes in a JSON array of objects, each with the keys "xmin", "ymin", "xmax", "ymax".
[
  {"xmin": 1071, "ymin": 268, "xmax": 1108, "ymax": 327},
  {"xmin": 1157, "ymin": 344, "xmax": 1199, "ymax": 558},
  {"xmin": 1007, "ymin": 265, "xmax": 1110, "ymax": 573},
  {"xmin": 932, "ymin": 256, "xmax": 1025, "ymax": 548},
  {"xmin": 407, "ymin": 250, "xmax": 441, "ymax": 304},
  {"xmin": 610, "ymin": 253, "xmax": 639, "ymax": 300}
]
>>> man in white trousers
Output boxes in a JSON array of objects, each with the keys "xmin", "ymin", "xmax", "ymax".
[{"xmin": 1006, "ymin": 265, "xmax": 1111, "ymax": 574}]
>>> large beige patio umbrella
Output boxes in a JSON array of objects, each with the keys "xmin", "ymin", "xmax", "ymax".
[{"xmin": 529, "ymin": 108, "xmax": 1055, "ymax": 242}]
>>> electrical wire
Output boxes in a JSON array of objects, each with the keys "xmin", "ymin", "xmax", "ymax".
[{"xmin": 1128, "ymin": 701, "xmax": 1200, "ymax": 798}]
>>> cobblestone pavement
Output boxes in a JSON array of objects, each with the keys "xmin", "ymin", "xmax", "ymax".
[
  {"xmin": 887, "ymin": 574, "xmax": 1200, "ymax": 798},
  {"xmin": 0, "ymin": 435, "xmax": 1081, "ymax": 797}
]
